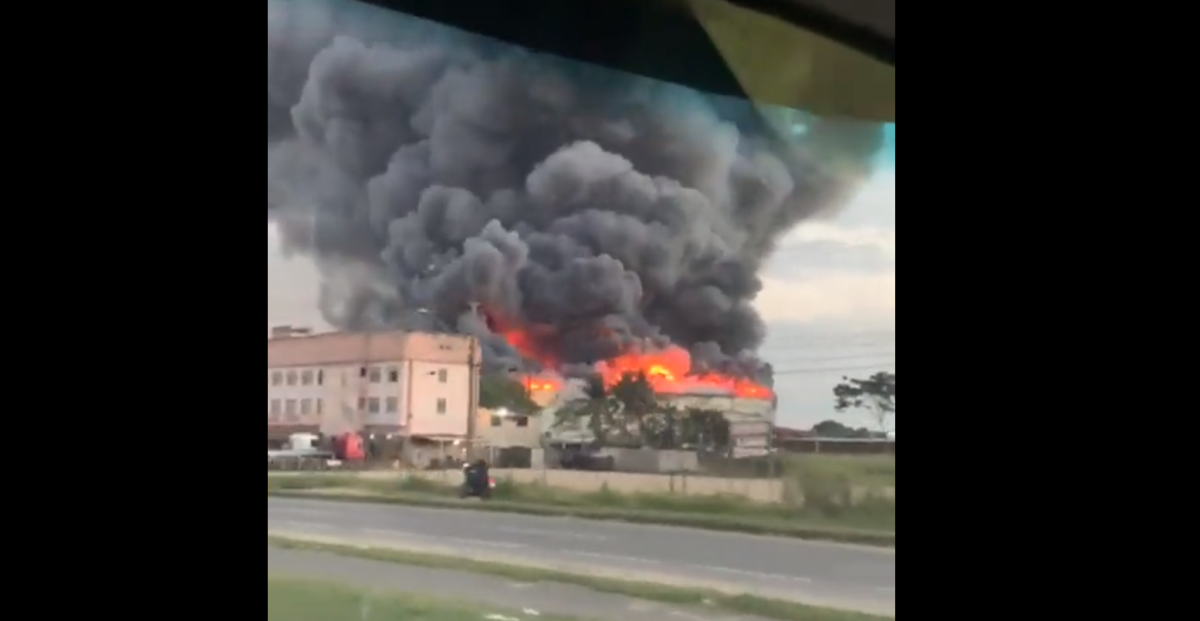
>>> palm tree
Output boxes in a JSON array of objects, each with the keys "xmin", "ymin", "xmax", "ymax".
[
  {"xmin": 553, "ymin": 375, "xmax": 622, "ymax": 447},
  {"xmin": 610, "ymin": 372, "xmax": 658, "ymax": 448}
]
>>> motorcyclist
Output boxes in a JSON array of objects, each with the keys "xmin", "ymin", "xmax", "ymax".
[{"xmin": 460, "ymin": 459, "xmax": 492, "ymax": 498}]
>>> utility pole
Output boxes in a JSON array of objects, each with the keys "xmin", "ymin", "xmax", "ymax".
[{"xmin": 468, "ymin": 332, "xmax": 480, "ymax": 452}]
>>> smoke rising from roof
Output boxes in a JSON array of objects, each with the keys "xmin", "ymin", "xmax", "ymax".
[{"xmin": 267, "ymin": 0, "xmax": 885, "ymax": 382}]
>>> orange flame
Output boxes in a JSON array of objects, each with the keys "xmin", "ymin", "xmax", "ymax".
[
  {"xmin": 597, "ymin": 345, "xmax": 774, "ymax": 398},
  {"xmin": 493, "ymin": 317, "xmax": 773, "ymax": 400},
  {"xmin": 525, "ymin": 378, "xmax": 561, "ymax": 393}
]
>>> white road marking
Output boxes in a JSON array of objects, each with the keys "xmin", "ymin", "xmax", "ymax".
[
  {"xmin": 565, "ymin": 550, "xmax": 661, "ymax": 565},
  {"xmin": 360, "ymin": 528, "xmax": 526, "ymax": 550},
  {"xmin": 496, "ymin": 526, "xmax": 609, "ymax": 542},
  {"xmin": 271, "ymin": 508, "xmax": 336, "ymax": 519},
  {"xmin": 271, "ymin": 520, "xmax": 337, "ymax": 531},
  {"xmin": 439, "ymin": 535, "xmax": 526, "ymax": 550},
  {"xmin": 703, "ymin": 565, "xmax": 813, "ymax": 584}
]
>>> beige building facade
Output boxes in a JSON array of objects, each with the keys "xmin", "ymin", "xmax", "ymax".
[
  {"xmin": 267, "ymin": 328, "xmax": 482, "ymax": 439},
  {"xmin": 477, "ymin": 408, "xmax": 544, "ymax": 448}
]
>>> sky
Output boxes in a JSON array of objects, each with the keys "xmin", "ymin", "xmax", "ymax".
[{"xmin": 756, "ymin": 133, "xmax": 895, "ymax": 431}]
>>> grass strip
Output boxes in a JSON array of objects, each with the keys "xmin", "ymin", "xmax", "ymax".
[
  {"xmin": 268, "ymin": 488, "xmax": 895, "ymax": 547},
  {"xmin": 268, "ymin": 575, "xmax": 582, "ymax": 621},
  {"xmin": 269, "ymin": 535, "xmax": 889, "ymax": 621}
]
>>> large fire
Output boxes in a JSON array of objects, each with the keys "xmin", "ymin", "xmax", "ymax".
[{"xmin": 491, "ymin": 317, "xmax": 774, "ymax": 400}]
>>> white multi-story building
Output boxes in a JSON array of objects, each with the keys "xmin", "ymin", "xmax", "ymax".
[{"xmin": 267, "ymin": 328, "xmax": 482, "ymax": 440}]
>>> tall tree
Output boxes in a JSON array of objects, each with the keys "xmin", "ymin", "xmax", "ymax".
[
  {"xmin": 833, "ymin": 372, "xmax": 896, "ymax": 436},
  {"xmin": 642, "ymin": 405, "xmax": 683, "ymax": 449},
  {"xmin": 552, "ymin": 375, "xmax": 622, "ymax": 447},
  {"xmin": 610, "ymin": 372, "xmax": 658, "ymax": 447},
  {"xmin": 479, "ymin": 374, "xmax": 540, "ymax": 415}
]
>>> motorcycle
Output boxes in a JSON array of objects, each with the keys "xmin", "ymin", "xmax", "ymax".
[{"xmin": 459, "ymin": 461, "xmax": 495, "ymax": 499}]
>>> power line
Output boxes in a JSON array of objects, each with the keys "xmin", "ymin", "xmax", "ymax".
[
  {"xmin": 773, "ymin": 363, "xmax": 895, "ymax": 376},
  {"xmin": 764, "ymin": 332, "xmax": 896, "ymax": 348},
  {"xmin": 768, "ymin": 328, "xmax": 896, "ymax": 340},
  {"xmin": 769, "ymin": 351, "xmax": 895, "ymax": 363}
]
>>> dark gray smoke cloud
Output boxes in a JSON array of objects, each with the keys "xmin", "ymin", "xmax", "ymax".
[{"xmin": 267, "ymin": 0, "xmax": 885, "ymax": 382}]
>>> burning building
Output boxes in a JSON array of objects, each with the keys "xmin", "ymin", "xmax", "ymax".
[
  {"xmin": 526, "ymin": 365, "xmax": 777, "ymax": 456},
  {"xmin": 504, "ymin": 326, "xmax": 778, "ymax": 454},
  {"xmin": 267, "ymin": 2, "xmax": 884, "ymax": 407}
]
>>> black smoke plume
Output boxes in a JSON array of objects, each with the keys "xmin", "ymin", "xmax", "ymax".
[{"xmin": 267, "ymin": 0, "xmax": 885, "ymax": 382}]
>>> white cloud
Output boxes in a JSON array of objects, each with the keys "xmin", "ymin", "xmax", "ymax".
[
  {"xmin": 757, "ymin": 272, "xmax": 896, "ymax": 324},
  {"xmin": 755, "ymin": 170, "xmax": 896, "ymax": 327},
  {"xmin": 784, "ymin": 223, "xmax": 895, "ymax": 259}
]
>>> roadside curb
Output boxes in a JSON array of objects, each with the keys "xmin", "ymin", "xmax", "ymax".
[{"xmin": 267, "ymin": 489, "xmax": 896, "ymax": 548}]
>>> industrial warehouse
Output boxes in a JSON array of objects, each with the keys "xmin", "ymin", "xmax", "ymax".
[{"xmin": 267, "ymin": 326, "xmax": 778, "ymax": 471}]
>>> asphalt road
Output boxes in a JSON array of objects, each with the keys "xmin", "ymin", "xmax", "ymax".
[
  {"xmin": 270, "ymin": 546, "xmax": 772, "ymax": 621},
  {"xmin": 267, "ymin": 497, "xmax": 895, "ymax": 616}
]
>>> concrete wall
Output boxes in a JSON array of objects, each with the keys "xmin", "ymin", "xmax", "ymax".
[
  {"xmin": 559, "ymin": 448, "xmax": 700, "ymax": 473},
  {"xmin": 477, "ymin": 409, "xmax": 543, "ymax": 448},
  {"xmin": 300, "ymin": 467, "xmax": 897, "ymax": 503},
  {"xmin": 373, "ymin": 469, "xmax": 787, "ymax": 502}
]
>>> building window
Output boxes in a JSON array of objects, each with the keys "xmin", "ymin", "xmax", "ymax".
[
  {"xmin": 388, "ymin": 367, "xmax": 400, "ymax": 383},
  {"xmin": 368, "ymin": 398, "xmax": 381, "ymax": 414},
  {"xmin": 385, "ymin": 397, "xmax": 399, "ymax": 413},
  {"xmin": 438, "ymin": 369, "xmax": 448, "ymax": 383},
  {"xmin": 368, "ymin": 368, "xmax": 382, "ymax": 384},
  {"xmin": 436, "ymin": 398, "xmax": 447, "ymax": 415}
]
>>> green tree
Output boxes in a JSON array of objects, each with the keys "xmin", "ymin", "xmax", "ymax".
[
  {"xmin": 610, "ymin": 372, "xmax": 659, "ymax": 447},
  {"xmin": 642, "ymin": 405, "xmax": 681, "ymax": 449},
  {"xmin": 553, "ymin": 376, "xmax": 623, "ymax": 447},
  {"xmin": 479, "ymin": 374, "xmax": 540, "ymax": 415},
  {"xmin": 812, "ymin": 419, "xmax": 874, "ymax": 439},
  {"xmin": 578, "ymin": 375, "xmax": 621, "ymax": 447},
  {"xmin": 833, "ymin": 372, "xmax": 896, "ymax": 436}
]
